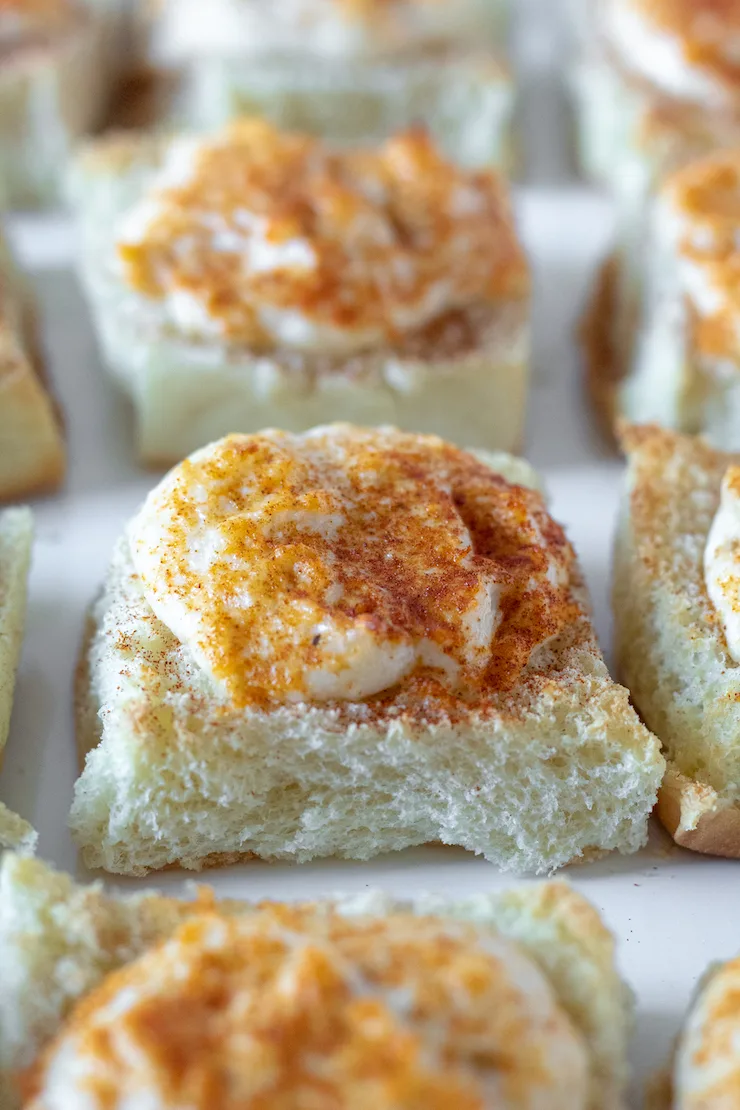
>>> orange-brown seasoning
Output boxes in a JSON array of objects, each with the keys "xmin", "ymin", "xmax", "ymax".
[{"xmin": 117, "ymin": 120, "xmax": 528, "ymax": 350}]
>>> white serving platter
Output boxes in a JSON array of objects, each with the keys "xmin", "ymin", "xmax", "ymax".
[{"xmin": 2, "ymin": 3, "xmax": 736, "ymax": 1105}]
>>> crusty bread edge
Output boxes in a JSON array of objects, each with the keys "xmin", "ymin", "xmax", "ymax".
[
  {"xmin": 580, "ymin": 253, "xmax": 621, "ymax": 447},
  {"xmin": 656, "ymin": 762, "xmax": 740, "ymax": 859}
]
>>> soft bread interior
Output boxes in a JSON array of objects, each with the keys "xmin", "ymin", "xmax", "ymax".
[{"xmin": 0, "ymin": 853, "xmax": 632, "ymax": 1110}]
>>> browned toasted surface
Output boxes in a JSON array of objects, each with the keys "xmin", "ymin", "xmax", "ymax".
[{"xmin": 581, "ymin": 255, "xmax": 621, "ymax": 447}]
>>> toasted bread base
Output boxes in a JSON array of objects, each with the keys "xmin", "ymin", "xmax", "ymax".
[{"xmin": 657, "ymin": 763, "xmax": 740, "ymax": 859}]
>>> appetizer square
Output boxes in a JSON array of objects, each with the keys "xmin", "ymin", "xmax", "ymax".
[
  {"xmin": 615, "ymin": 424, "xmax": 740, "ymax": 857},
  {"xmin": 590, "ymin": 150, "xmax": 740, "ymax": 449},
  {"xmin": 0, "ymin": 0, "xmax": 114, "ymax": 208},
  {"xmin": 71, "ymin": 121, "xmax": 531, "ymax": 465},
  {"xmin": 71, "ymin": 424, "xmax": 664, "ymax": 875},
  {"xmin": 141, "ymin": 0, "xmax": 513, "ymax": 168},
  {"xmin": 0, "ymin": 853, "xmax": 632, "ymax": 1110},
  {"xmin": 0, "ymin": 507, "xmax": 36, "ymax": 853},
  {"xmin": 656, "ymin": 951, "xmax": 740, "ymax": 1110},
  {"xmin": 574, "ymin": 0, "xmax": 740, "ymax": 429},
  {"xmin": 0, "ymin": 232, "xmax": 65, "ymax": 500}
]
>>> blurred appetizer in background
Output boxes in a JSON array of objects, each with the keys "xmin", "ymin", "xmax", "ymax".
[
  {"xmin": 70, "ymin": 422, "xmax": 663, "ymax": 876},
  {"xmin": 0, "ymin": 0, "xmax": 119, "ymax": 208},
  {"xmin": 615, "ymin": 425, "xmax": 740, "ymax": 859},
  {"xmin": 0, "ymin": 508, "xmax": 36, "ymax": 854},
  {"xmin": 0, "ymin": 857, "xmax": 632, "ymax": 1110},
  {"xmin": 70, "ymin": 120, "xmax": 530, "ymax": 463},
  {"xmin": 653, "ymin": 948, "xmax": 740, "ymax": 1109},
  {"xmin": 588, "ymin": 150, "xmax": 740, "ymax": 447},
  {"xmin": 574, "ymin": 0, "xmax": 740, "ymax": 431},
  {"xmin": 137, "ymin": 0, "xmax": 514, "ymax": 167},
  {"xmin": 0, "ymin": 230, "xmax": 64, "ymax": 498}
]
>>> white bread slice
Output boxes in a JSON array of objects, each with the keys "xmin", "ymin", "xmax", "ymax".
[
  {"xmin": 70, "ymin": 444, "xmax": 664, "ymax": 876},
  {"xmin": 0, "ymin": 508, "xmax": 37, "ymax": 855},
  {"xmin": 0, "ymin": 852, "xmax": 633, "ymax": 1110},
  {"xmin": 68, "ymin": 130, "xmax": 530, "ymax": 464},
  {"xmin": 614, "ymin": 424, "xmax": 740, "ymax": 856},
  {"xmin": 0, "ymin": 234, "xmax": 64, "ymax": 501}
]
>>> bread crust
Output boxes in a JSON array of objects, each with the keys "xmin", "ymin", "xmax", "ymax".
[
  {"xmin": 615, "ymin": 424, "xmax": 740, "ymax": 858},
  {"xmin": 0, "ymin": 240, "xmax": 65, "ymax": 501},
  {"xmin": 657, "ymin": 762, "xmax": 740, "ymax": 858},
  {"xmin": 581, "ymin": 254, "xmax": 621, "ymax": 446}
]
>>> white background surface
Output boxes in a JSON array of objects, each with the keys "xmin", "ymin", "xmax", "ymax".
[{"xmin": 0, "ymin": 3, "xmax": 734, "ymax": 1106}]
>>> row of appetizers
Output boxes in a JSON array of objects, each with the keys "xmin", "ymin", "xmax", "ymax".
[
  {"xmin": 3, "ymin": 418, "xmax": 740, "ymax": 870},
  {"xmin": 1, "ymin": 121, "xmax": 530, "ymax": 500},
  {"xmin": 0, "ymin": 0, "xmax": 513, "ymax": 209},
  {"xmin": 10, "ymin": 107, "xmax": 740, "ymax": 506},
  {"xmin": 573, "ymin": 0, "xmax": 740, "ymax": 451},
  {"xmin": 0, "ymin": 852, "xmax": 734, "ymax": 1110}
]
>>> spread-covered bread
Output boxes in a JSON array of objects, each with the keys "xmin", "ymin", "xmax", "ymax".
[
  {"xmin": 70, "ymin": 423, "xmax": 663, "ymax": 876},
  {"xmin": 70, "ymin": 122, "xmax": 529, "ymax": 461}
]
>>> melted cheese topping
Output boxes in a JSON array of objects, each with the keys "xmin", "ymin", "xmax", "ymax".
[
  {"xmin": 604, "ymin": 0, "xmax": 740, "ymax": 104},
  {"xmin": 674, "ymin": 956, "xmax": 740, "ymax": 1109},
  {"xmin": 127, "ymin": 425, "xmax": 575, "ymax": 708},
  {"xmin": 659, "ymin": 152, "xmax": 740, "ymax": 362},
  {"xmin": 151, "ymin": 0, "xmax": 498, "ymax": 62},
  {"xmin": 705, "ymin": 466, "xmax": 740, "ymax": 662},
  {"xmin": 24, "ymin": 906, "xmax": 590, "ymax": 1110},
  {"xmin": 116, "ymin": 119, "xmax": 527, "ymax": 354}
]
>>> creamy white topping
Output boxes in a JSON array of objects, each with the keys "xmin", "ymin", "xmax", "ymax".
[
  {"xmin": 125, "ymin": 425, "xmax": 573, "ymax": 708},
  {"xmin": 151, "ymin": 0, "xmax": 500, "ymax": 62},
  {"xmin": 674, "ymin": 958, "xmax": 740, "ymax": 1110},
  {"xmin": 127, "ymin": 427, "xmax": 502, "ymax": 705},
  {"xmin": 114, "ymin": 121, "xmax": 525, "ymax": 356},
  {"xmin": 27, "ymin": 908, "xmax": 590, "ymax": 1110},
  {"xmin": 705, "ymin": 466, "xmax": 740, "ymax": 662}
]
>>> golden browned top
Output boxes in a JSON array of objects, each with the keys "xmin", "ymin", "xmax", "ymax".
[
  {"xmin": 663, "ymin": 151, "xmax": 740, "ymax": 360},
  {"xmin": 24, "ymin": 904, "xmax": 587, "ymax": 1110},
  {"xmin": 117, "ymin": 119, "xmax": 528, "ymax": 351},
  {"xmin": 128, "ymin": 426, "xmax": 577, "ymax": 708},
  {"xmin": 632, "ymin": 0, "xmax": 740, "ymax": 89}
]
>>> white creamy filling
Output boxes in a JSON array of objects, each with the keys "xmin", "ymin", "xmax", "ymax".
[
  {"xmin": 32, "ymin": 916, "xmax": 589, "ymax": 1110},
  {"xmin": 674, "ymin": 963, "xmax": 740, "ymax": 1110},
  {"xmin": 151, "ymin": 0, "xmax": 498, "ymax": 62},
  {"xmin": 114, "ymin": 137, "xmax": 478, "ymax": 356},
  {"xmin": 127, "ymin": 429, "xmax": 502, "ymax": 702},
  {"xmin": 705, "ymin": 466, "xmax": 740, "ymax": 663},
  {"xmin": 604, "ymin": 0, "xmax": 728, "ymax": 105}
]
